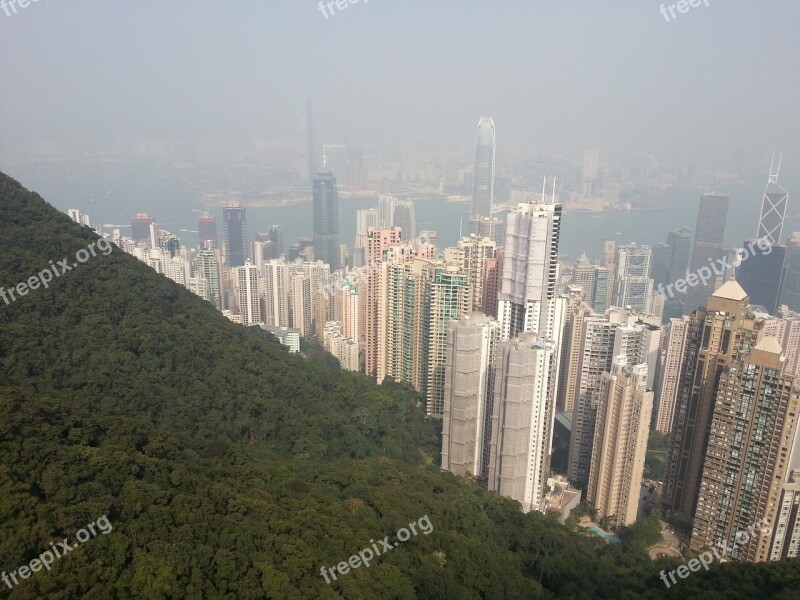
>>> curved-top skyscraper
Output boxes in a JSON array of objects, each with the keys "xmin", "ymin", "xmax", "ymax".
[{"xmin": 470, "ymin": 116, "xmax": 496, "ymax": 220}]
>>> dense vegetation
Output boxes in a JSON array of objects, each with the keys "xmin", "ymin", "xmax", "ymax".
[{"xmin": 1, "ymin": 172, "xmax": 799, "ymax": 598}]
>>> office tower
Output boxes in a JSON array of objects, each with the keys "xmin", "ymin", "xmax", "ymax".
[
  {"xmin": 223, "ymin": 202, "xmax": 248, "ymax": 267},
  {"xmin": 572, "ymin": 252, "xmax": 596, "ymax": 299},
  {"xmin": 488, "ymin": 334, "xmax": 557, "ymax": 512},
  {"xmin": 497, "ymin": 198, "xmax": 562, "ymax": 340},
  {"xmin": 366, "ymin": 227, "xmax": 402, "ymax": 264},
  {"xmin": 653, "ymin": 317, "xmax": 689, "ymax": 434},
  {"xmin": 424, "ymin": 266, "xmax": 472, "ymax": 417},
  {"xmin": 131, "ymin": 213, "xmax": 155, "ymax": 242},
  {"xmin": 355, "ymin": 209, "xmax": 379, "ymax": 250},
  {"xmin": 312, "ymin": 169, "xmax": 340, "ymax": 270},
  {"xmin": 690, "ymin": 336, "xmax": 800, "ymax": 560},
  {"xmin": 305, "ymin": 98, "xmax": 315, "ymax": 184},
  {"xmin": 602, "ymin": 240, "xmax": 616, "ymax": 278},
  {"xmin": 614, "ymin": 243, "xmax": 654, "ymax": 314},
  {"xmin": 567, "ymin": 308, "xmax": 661, "ymax": 486},
  {"xmin": 290, "ymin": 271, "xmax": 312, "ymax": 337},
  {"xmin": 663, "ymin": 280, "xmax": 765, "ymax": 526},
  {"xmin": 666, "ymin": 227, "xmax": 693, "ymax": 284},
  {"xmin": 591, "ymin": 266, "xmax": 610, "ymax": 313},
  {"xmin": 780, "ymin": 232, "xmax": 800, "ymax": 312},
  {"xmin": 736, "ymin": 240, "xmax": 786, "ymax": 314},
  {"xmin": 482, "ymin": 249, "xmax": 503, "ymax": 318},
  {"xmin": 264, "ymin": 259, "xmax": 290, "ymax": 327},
  {"xmin": 685, "ymin": 193, "xmax": 729, "ymax": 312},
  {"xmin": 322, "ymin": 144, "xmax": 348, "ymax": 186},
  {"xmin": 268, "ymin": 225, "xmax": 284, "ymax": 258},
  {"xmin": 651, "ymin": 243, "xmax": 671, "ymax": 288},
  {"xmin": 393, "ymin": 200, "xmax": 416, "ymax": 240},
  {"xmin": 587, "ymin": 358, "xmax": 653, "ymax": 527},
  {"xmin": 441, "ymin": 313, "xmax": 501, "ymax": 479},
  {"xmin": 758, "ymin": 153, "xmax": 789, "ymax": 245},
  {"xmin": 470, "ymin": 116, "xmax": 496, "ymax": 221},
  {"xmin": 198, "ymin": 212, "xmax": 217, "ymax": 248},
  {"xmin": 195, "ymin": 249, "xmax": 222, "ymax": 310},
  {"xmin": 378, "ymin": 194, "xmax": 396, "ymax": 228},
  {"xmin": 582, "ymin": 149, "xmax": 600, "ymax": 197},
  {"xmin": 556, "ymin": 291, "xmax": 594, "ymax": 413},
  {"xmin": 251, "ymin": 240, "xmax": 271, "ymax": 275},
  {"xmin": 236, "ymin": 261, "xmax": 261, "ymax": 326},
  {"xmin": 445, "ymin": 235, "xmax": 497, "ymax": 312}
]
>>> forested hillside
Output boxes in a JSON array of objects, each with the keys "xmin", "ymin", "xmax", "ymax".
[{"xmin": 1, "ymin": 172, "xmax": 798, "ymax": 599}]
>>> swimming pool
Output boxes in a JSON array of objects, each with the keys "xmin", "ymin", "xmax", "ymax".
[{"xmin": 584, "ymin": 525, "xmax": 621, "ymax": 544}]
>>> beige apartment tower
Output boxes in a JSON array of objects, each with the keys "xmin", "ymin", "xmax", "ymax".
[
  {"xmin": 587, "ymin": 357, "xmax": 653, "ymax": 527},
  {"xmin": 441, "ymin": 313, "xmax": 500, "ymax": 479}
]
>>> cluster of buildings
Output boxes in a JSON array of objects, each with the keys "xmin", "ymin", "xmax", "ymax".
[{"xmin": 67, "ymin": 126, "xmax": 800, "ymax": 562}]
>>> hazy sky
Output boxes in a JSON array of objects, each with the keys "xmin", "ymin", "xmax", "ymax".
[{"xmin": 2, "ymin": 1, "xmax": 799, "ymax": 165}]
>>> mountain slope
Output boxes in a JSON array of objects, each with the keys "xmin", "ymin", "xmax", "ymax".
[{"xmin": 1, "ymin": 172, "xmax": 799, "ymax": 599}]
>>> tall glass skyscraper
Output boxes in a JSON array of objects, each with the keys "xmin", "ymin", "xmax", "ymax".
[
  {"xmin": 686, "ymin": 193, "xmax": 729, "ymax": 312},
  {"xmin": 470, "ymin": 116, "xmax": 496, "ymax": 221},
  {"xmin": 223, "ymin": 202, "xmax": 248, "ymax": 267},
  {"xmin": 313, "ymin": 170, "xmax": 340, "ymax": 270}
]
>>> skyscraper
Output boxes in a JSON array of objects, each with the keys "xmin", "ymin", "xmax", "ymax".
[
  {"xmin": 268, "ymin": 225, "xmax": 284, "ymax": 258},
  {"xmin": 653, "ymin": 317, "xmax": 689, "ymax": 434},
  {"xmin": 441, "ymin": 313, "xmax": 500, "ymax": 480},
  {"xmin": 736, "ymin": 241, "xmax": 786, "ymax": 314},
  {"xmin": 587, "ymin": 357, "xmax": 653, "ymax": 527},
  {"xmin": 196, "ymin": 249, "xmax": 221, "ymax": 310},
  {"xmin": 236, "ymin": 261, "xmax": 261, "ymax": 326},
  {"xmin": 488, "ymin": 334, "xmax": 557, "ymax": 512},
  {"xmin": 614, "ymin": 243, "xmax": 654, "ymax": 314},
  {"xmin": 663, "ymin": 280, "xmax": 764, "ymax": 527},
  {"xmin": 781, "ymin": 232, "xmax": 800, "ymax": 311},
  {"xmin": 131, "ymin": 213, "xmax": 155, "ymax": 242},
  {"xmin": 445, "ymin": 235, "xmax": 496, "ymax": 312},
  {"xmin": 685, "ymin": 193, "xmax": 729, "ymax": 312},
  {"xmin": 393, "ymin": 200, "xmax": 416, "ymax": 240},
  {"xmin": 223, "ymin": 202, "xmax": 248, "ymax": 267},
  {"xmin": 497, "ymin": 197, "xmax": 562, "ymax": 340},
  {"xmin": 757, "ymin": 153, "xmax": 789, "ymax": 245},
  {"xmin": 691, "ymin": 336, "xmax": 800, "ymax": 561},
  {"xmin": 470, "ymin": 116, "xmax": 496, "ymax": 221},
  {"xmin": 264, "ymin": 259, "xmax": 290, "ymax": 327},
  {"xmin": 312, "ymin": 169, "xmax": 340, "ymax": 270},
  {"xmin": 198, "ymin": 212, "xmax": 217, "ymax": 248}
]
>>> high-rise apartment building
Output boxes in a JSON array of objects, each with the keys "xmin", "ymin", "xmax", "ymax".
[
  {"xmin": 482, "ymin": 249, "xmax": 503, "ymax": 319},
  {"xmin": 378, "ymin": 194, "xmax": 396, "ymax": 228},
  {"xmin": 653, "ymin": 317, "xmax": 690, "ymax": 434},
  {"xmin": 488, "ymin": 334, "xmax": 557, "ymax": 512},
  {"xmin": 312, "ymin": 170, "xmax": 340, "ymax": 270},
  {"xmin": 264, "ymin": 259, "xmax": 290, "ymax": 327},
  {"xmin": 685, "ymin": 193, "xmax": 729, "ymax": 312},
  {"xmin": 196, "ymin": 249, "xmax": 222, "ymax": 310},
  {"xmin": 441, "ymin": 313, "xmax": 501, "ymax": 480},
  {"xmin": 236, "ymin": 261, "xmax": 261, "ymax": 326},
  {"xmin": 567, "ymin": 308, "xmax": 661, "ymax": 486},
  {"xmin": 588, "ymin": 358, "xmax": 653, "ymax": 526},
  {"xmin": 663, "ymin": 280, "xmax": 765, "ymax": 527},
  {"xmin": 223, "ymin": 202, "xmax": 248, "ymax": 267},
  {"xmin": 424, "ymin": 266, "xmax": 472, "ymax": 417},
  {"xmin": 445, "ymin": 235, "xmax": 496, "ymax": 312},
  {"xmin": 556, "ymin": 291, "xmax": 594, "ymax": 413},
  {"xmin": 497, "ymin": 199, "xmax": 562, "ymax": 340},
  {"xmin": 355, "ymin": 209, "xmax": 379, "ymax": 251},
  {"xmin": 290, "ymin": 271, "xmax": 312, "ymax": 337},
  {"xmin": 470, "ymin": 116, "xmax": 496, "ymax": 221},
  {"xmin": 691, "ymin": 336, "xmax": 800, "ymax": 560}
]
